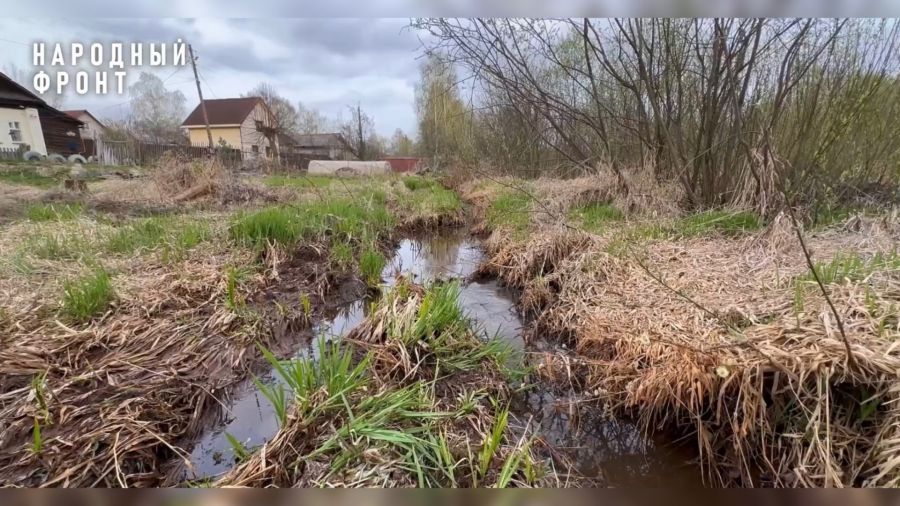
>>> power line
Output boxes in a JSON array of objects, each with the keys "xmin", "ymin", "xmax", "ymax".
[
  {"xmin": 0, "ymin": 37, "xmax": 30, "ymax": 47},
  {"xmin": 161, "ymin": 65, "xmax": 184, "ymax": 84},
  {"xmin": 197, "ymin": 68, "xmax": 218, "ymax": 99},
  {"xmin": 88, "ymin": 67, "xmax": 188, "ymax": 112}
]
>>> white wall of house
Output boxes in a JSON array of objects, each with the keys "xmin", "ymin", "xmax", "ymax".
[
  {"xmin": 240, "ymin": 102, "xmax": 276, "ymax": 159},
  {"xmin": 0, "ymin": 107, "xmax": 47, "ymax": 155}
]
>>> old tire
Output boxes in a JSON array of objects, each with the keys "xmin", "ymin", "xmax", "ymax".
[
  {"xmin": 22, "ymin": 150, "xmax": 44, "ymax": 161},
  {"xmin": 68, "ymin": 154, "xmax": 87, "ymax": 164},
  {"xmin": 47, "ymin": 153, "xmax": 66, "ymax": 164}
]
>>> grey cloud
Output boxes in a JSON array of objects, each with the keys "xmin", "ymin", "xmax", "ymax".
[
  {"xmin": 208, "ymin": 19, "xmax": 421, "ymax": 78},
  {"xmin": 3, "ymin": 17, "xmax": 423, "ymax": 135}
]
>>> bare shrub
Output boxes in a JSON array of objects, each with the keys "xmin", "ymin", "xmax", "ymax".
[{"xmin": 151, "ymin": 152, "xmax": 273, "ymax": 204}]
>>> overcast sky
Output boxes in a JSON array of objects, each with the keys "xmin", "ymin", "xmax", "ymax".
[
  {"xmin": 0, "ymin": 18, "xmax": 424, "ymax": 136},
  {"xmin": 4, "ymin": 4, "xmax": 900, "ymax": 137}
]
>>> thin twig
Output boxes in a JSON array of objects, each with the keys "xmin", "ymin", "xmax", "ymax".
[{"xmin": 773, "ymin": 162, "xmax": 857, "ymax": 368}]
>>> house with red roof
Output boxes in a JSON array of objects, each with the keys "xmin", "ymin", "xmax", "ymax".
[{"xmin": 180, "ymin": 97, "xmax": 276, "ymax": 159}]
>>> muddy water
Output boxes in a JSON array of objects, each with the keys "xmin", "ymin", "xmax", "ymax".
[{"xmin": 182, "ymin": 231, "xmax": 700, "ymax": 486}]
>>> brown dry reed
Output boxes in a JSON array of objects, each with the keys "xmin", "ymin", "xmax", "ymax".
[{"xmin": 461, "ymin": 174, "xmax": 900, "ymax": 487}]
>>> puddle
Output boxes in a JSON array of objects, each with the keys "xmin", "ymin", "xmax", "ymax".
[
  {"xmin": 181, "ymin": 230, "xmax": 700, "ymax": 486},
  {"xmin": 519, "ymin": 390, "xmax": 701, "ymax": 486}
]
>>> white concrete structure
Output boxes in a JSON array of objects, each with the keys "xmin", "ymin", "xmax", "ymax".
[{"xmin": 308, "ymin": 160, "xmax": 391, "ymax": 176}]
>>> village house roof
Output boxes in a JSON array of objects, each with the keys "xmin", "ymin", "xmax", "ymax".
[
  {"xmin": 291, "ymin": 133, "xmax": 351, "ymax": 149},
  {"xmin": 62, "ymin": 109, "xmax": 106, "ymax": 129},
  {"xmin": 0, "ymin": 72, "xmax": 82, "ymax": 128},
  {"xmin": 0, "ymin": 72, "xmax": 49, "ymax": 108},
  {"xmin": 181, "ymin": 97, "xmax": 266, "ymax": 127}
]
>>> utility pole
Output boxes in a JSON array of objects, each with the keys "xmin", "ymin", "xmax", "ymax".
[
  {"xmin": 356, "ymin": 102, "xmax": 365, "ymax": 160},
  {"xmin": 188, "ymin": 44, "xmax": 214, "ymax": 152}
]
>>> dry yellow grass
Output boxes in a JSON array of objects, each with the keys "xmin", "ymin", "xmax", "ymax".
[{"xmin": 460, "ymin": 174, "xmax": 900, "ymax": 487}]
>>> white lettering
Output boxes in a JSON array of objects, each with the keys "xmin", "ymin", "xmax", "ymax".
[
  {"xmin": 71, "ymin": 43, "xmax": 84, "ymax": 66},
  {"xmin": 50, "ymin": 44, "xmax": 65, "ymax": 66},
  {"xmin": 114, "ymin": 71, "xmax": 127, "ymax": 94},
  {"xmin": 33, "ymin": 43, "xmax": 45, "ymax": 66},
  {"xmin": 149, "ymin": 43, "xmax": 165, "ymax": 66},
  {"xmin": 33, "ymin": 71, "xmax": 50, "ymax": 93},
  {"xmin": 130, "ymin": 43, "xmax": 142, "ymax": 66},
  {"xmin": 90, "ymin": 43, "xmax": 103, "ymax": 66},
  {"xmin": 75, "ymin": 71, "xmax": 89, "ymax": 94},
  {"xmin": 55, "ymin": 71, "xmax": 69, "ymax": 94},
  {"xmin": 172, "ymin": 39, "xmax": 186, "ymax": 66},
  {"xmin": 95, "ymin": 71, "xmax": 107, "ymax": 94},
  {"xmin": 109, "ymin": 43, "xmax": 124, "ymax": 69}
]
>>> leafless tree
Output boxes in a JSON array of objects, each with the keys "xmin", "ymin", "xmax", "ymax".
[{"xmin": 413, "ymin": 18, "xmax": 900, "ymax": 213}]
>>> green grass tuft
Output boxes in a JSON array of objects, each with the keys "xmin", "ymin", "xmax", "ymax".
[
  {"xmin": 403, "ymin": 176, "xmax": 433, "ymax": 191},
  {"xmin": 105, "ymin": 218, "xmax": 167, "ymax": 253},
  {"xmin": 295, "ymin": 196, "xmax": 393, "ymax": 243},
  {"xmin": 677, "ymin": 210, "xmax": 761, "ymax": 237},
  {"xmin": 608, "ymin": 209, "xmax": 762, "ymax": 252},
  {"xmin": 224, "ymin": 432, "xmax": 251, "ymax": 462},
  {"xmin": 27, "ymin": 202, "xmax": 84, "ymax": 221},
  {"xmin": 25, "ymin": 232, "xmax": 91, "ymax": 260},
  {"xmin": 246, "ymin": 281, "xmax": 532, "ymax": 487},
  {"xmin": 61, "ymin": 267, "xmax": 114, "ymax": 322},
  {"xmin": 486, "ymin": 191, "xmax": 531, "ymax": 236},
  {"xmin": 359, "ymin": 247, "xmax": 386, "ymax": 286},
  {"xmin": 569, "ymin": 202, "xmax": 623, "ymax": 232},
  {"xmin": 223, "ymin": 265, "xmax": 258, "ymax": 312},
  {"xmin": 31, "ymin": 418, "xmax": 42, "ymax": 454},
  {"xmin": 798, "ymin": 251, "xmax": 900, "ymax": 285},
  {"xmin": 105, "ymin": 217, "xmax": 210, "ymax": 258},
  {"xmin": 479, "ymin": 407, "xmax": 509, "ymax": 478},
  {"xmin": 410, "ymin": 282, "xmax": 466, "ymax": 342},
  {"xmin": 405, "ymin": 183, "xmax": 462, "ymax": 217},
  {"xmin": 229, "ymin": 207, "xmax": 300, "ymax": 248},
  {"xmin": 330, "ymin": 238, "xmax": 354, "ymax": 269},
  {"xmin": 0, "ymin": 168, "xmax": 59, "ymax": 188},
  {"xmin": 811, "ymin": 206, "xmax": 856, "ymax": 229}
]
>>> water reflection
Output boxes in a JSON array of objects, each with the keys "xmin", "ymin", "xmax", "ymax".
[
  {"xmin": 383, "ymin": 233, "xmax": 483, "ymax": 284},
  {"xmin": 523, "ymin": 390, "xmax": 701, "ymax": 486}
]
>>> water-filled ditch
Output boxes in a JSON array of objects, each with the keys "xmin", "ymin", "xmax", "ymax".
[{"xmin": 180, "ymin": 231, "xmax": 700, "ymax": 486}]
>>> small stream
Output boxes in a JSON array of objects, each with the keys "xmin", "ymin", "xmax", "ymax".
[{"xmin": 181, "ymin": 231, "xmax": 700, "ymax": 486}]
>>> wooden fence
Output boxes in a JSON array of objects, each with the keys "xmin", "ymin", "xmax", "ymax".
[
  {"xmin": 94, "ymin": 138, "xmax": 318, "ymax": 171},
  {"xmin": 1, "ymin": 140, "xmax": 322, "ymax": 172},
  {"xmin": 0, "ymin": 147, "xmax": 20, "ymax": 161}
]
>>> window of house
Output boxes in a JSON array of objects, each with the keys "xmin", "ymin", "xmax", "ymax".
[
  {"xmin": 265, "ymin": 146, "xmax": 272, "ymax": 157},
  {"xmin": 251, "ymin": 145, "xmax": 259, "ymax": 154},
  {"xmin": 8, "ymin": 121, "xmax": 22, "ymax": 143}
]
